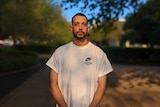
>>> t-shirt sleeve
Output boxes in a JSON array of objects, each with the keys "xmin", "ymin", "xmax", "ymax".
[
  {"xmin": 46, "ymin": 51, "xmax": 59, "ymax": 73},
  {"xmin": 98, "ymin": 52, "xmax": 113, "ymax": 77}
]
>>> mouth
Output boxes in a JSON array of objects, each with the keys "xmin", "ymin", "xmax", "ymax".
[{"xmin": 77, "ymin": 31, "xmax": 84, "ymax": 35}]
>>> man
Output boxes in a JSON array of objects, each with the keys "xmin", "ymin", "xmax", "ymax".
[{"xmin": 46, "ymin": 13, "xmax": 112, "ymax": 107}]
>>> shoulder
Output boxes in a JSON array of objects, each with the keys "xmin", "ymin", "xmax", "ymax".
[
  {"xmin": 89, "ymin": 42, "xmax": 105, "ymax": 53},
  {"xmin": 55, "ymin": 42, "xmax": 72, "ymax": 52}
]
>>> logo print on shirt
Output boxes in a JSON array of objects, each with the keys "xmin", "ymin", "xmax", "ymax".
[{"xmin": 84, "ymin": 57, "xmax": 92, "ymax": 65}]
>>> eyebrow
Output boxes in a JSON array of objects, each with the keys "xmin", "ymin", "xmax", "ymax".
[{"xmin": 72, "ymin": 22, "xmax": 87, "ymax": 25}]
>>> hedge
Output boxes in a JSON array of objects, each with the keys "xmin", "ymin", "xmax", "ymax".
[
  {"xmin": 102, "ymin": 46, "xmax": 160, "ymax": 65},
  {"xmin": 15, "ymin": 44, "xmax": 57, "ymax": 54},
  {"xmin": 0, "ymin": 49, "xmax": 38, "ymax": 73}
]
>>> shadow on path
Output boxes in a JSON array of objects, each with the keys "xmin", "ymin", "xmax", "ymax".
[
  {"xmin": 101, "ymin": 64, "xmax": 160, "ymax": 107},
  {"xmin": 0, "ymin": 66, "xmax": 55, "ymax": 107}
]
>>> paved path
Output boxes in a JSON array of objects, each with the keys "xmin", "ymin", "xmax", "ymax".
[
  {"xmin": 0, "ymin": 55, "xmax": 160, "ymax": 107},
  {"xmin": 0, "ymin": 66, "xmax": 55, "ymax": 107}
]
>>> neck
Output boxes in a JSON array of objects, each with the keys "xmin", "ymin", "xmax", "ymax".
[{"xmin": 73, "ymin": 38, "xmax": 89, "ymax": 46}]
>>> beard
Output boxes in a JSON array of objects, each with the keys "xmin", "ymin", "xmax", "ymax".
[{"xmin": 73, "ymin": 31, "xmax": 88, "ymax": 40}]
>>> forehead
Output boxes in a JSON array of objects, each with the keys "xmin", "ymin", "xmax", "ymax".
[{"xmin": 72, "ymin": 16, "xmax": 88, "ymax": 23}]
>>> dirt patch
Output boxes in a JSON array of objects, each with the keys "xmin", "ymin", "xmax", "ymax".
[{"xmin": 100, "ymin": 64, "xmax": 160, "ymax": 107}]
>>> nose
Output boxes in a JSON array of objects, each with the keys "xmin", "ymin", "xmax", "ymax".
[{"xmin": 79, "ymin": 24, "xmax": 83, "ymax": 30}]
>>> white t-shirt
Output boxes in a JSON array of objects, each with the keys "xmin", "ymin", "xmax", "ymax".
[{"xmin": 46, "ymin": 41, "xmax": 112, "ymax": 107}]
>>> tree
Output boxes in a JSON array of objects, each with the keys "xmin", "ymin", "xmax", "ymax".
[
  {"xmin": 0, "ymin": 0, "xmax": 71, "ymax": 46},
  {"xmin": 61, "ymin": 0, "xmax": 143, "ymax": 24},
  {"xmin": 89, "ymin": 20, "xmax": 124, "ymax": 45},
  {"xmin": 122, "ymin": 0, "xmax": 160, "ymax": 47},
  {"xmin": 60, "ymin": 0, "xmax": 144, "ymax": 44},
  {"xmin": 61, "ymin": 0, "xmax": 145, "ymax": 26}
]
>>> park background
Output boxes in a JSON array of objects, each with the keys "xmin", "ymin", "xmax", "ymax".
[{"xmin": 0, "ymin": 0, "xmax": 160, "ymax": 107}]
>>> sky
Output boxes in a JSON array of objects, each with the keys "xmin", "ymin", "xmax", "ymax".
[{"xmin": 55, "ymin": 0, "xmax": 147, "ymax": 22}]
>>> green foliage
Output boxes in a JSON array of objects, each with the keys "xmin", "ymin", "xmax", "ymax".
[
  {"xmin": 89, "ymin": 21, "xmax": 124, "ymax": 44},
  {"xmin": 0, "ymin": 56, "xmax": 37, "ymax": 73},
  {"xmin": 0, "ymin": 49, "xmax": 38, "ymax": 73},
  {"xmin": 149, "ymin": 25, "xmax": 160, "ymax": 46},
  {"xmin": 0, "ymin": 0, "xmax": 71, "ymax": 45},
  {"xmin": 61, "ymin": 0, "xmax": 143, "ymax": 43},
  {"xmin": 15, "ymin": 44, "xmax": 57, "ymax": 54},
  {"xmin": 122, "ymin": 0, "xmax": 160, "ymax": 47},
  {"xmin": 61, "ymin": 0, "xmax": 143, "ymax": 31},
  {"xmin": 61, "ymin": 0, "xmax": 142, "ymax": 23},
  {"xmin": 106, "ymin": 21, "xmax": 124, "ymax": 40},
  {"xmin": 102, "ymin": 46, "xmax": 160, "ymax": 65}
]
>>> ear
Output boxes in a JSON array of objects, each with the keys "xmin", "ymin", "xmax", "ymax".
[
  {"xmin": 70, "ymin": 25, "xmax": 73, "ymax": 32},
  {"xmin": 87, "ymin": 26, "xmax": 90, "ymax": 33}
]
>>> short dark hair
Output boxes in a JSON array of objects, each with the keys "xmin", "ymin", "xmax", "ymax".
[{"xmin": 72, "ymin": 13, "xmax": 88, "ymax": 23}]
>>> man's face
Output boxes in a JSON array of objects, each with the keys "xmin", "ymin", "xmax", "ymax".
[{"xmin": 70, "ymin": 16, "xmax": 90, "ymax": 40}]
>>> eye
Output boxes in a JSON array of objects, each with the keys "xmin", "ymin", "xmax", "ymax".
[
  {"xmin": 82, "ymin": 23, "xmax": 87, "ymax": 26},
  {"xmin": 73, "ymin": 22, "xmax": 79, "ymax": 26}
]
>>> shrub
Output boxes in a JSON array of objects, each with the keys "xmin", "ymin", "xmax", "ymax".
[
  {"xmin": 0, "ymin": 49, "xmax": 38, "ymax": 73},
  {"xmin": 15, "ymin": 44, "xmax": 57, "ymax": 53},
  {"xmin": 102, "ymin": 46, "xmax": 160, "ymax": 65}
]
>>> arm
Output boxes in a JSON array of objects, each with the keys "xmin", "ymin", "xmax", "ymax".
[
  {"xmin": 50, "ymin": 69, "xmax": 68, "ymax": 107},
  {"xmin": 89, "ymin": 75, "xmax": 107, "ymax": 107}
]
